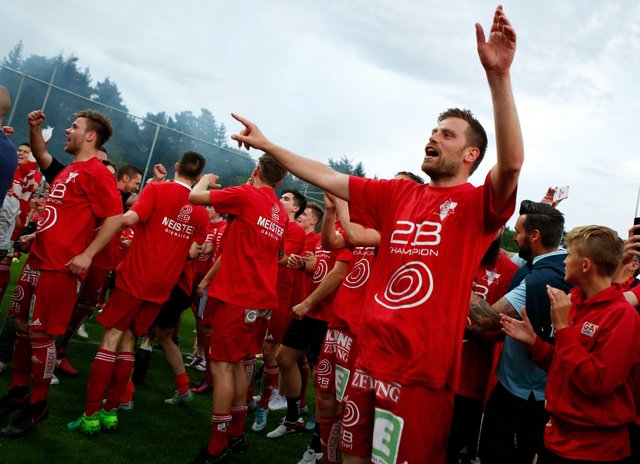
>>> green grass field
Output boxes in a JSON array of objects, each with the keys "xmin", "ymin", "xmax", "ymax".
[{"xmin": 0, "ymin": 257, "xmax": 314, "ymax": 464}]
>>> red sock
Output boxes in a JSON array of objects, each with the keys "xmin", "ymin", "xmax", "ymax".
[
  {"xmin": 208, "ymin": 413, "xmax": 232, "ymax": 456},
  {"xmin": 244, "ymin": 356, "xmax": 256, "ymax": 404},
  {"xmin": 176, "ymin": 372, "xmax": 190, "ymax": 395},
  {"xmin": 104, "ymin": 352, "xmax": 135, "ymax": 412},
  {"xmin": 120, "ymin": 378, "xmax": 135, "ymax": 403},
  {"xmin": 85, "ymin": 349, "xmax": 116, "ymax": 415},
  {"xmin": 298, "ymin": 361, "xmax": 310, "ymax": 408},
  {"xmin": 229, "ymin": 405, "xmax": 248, "ymax": 438},
  {"xmin": 10, "ymin": 333, "xmax": 32, "ymax": 388},
  {"xmin": 258, "ymin": 364, "xmax": 279, "ymax": 408},
  {"xmin": 59, "ymin": 301, "xmax": 94, "ymax": 356},
  {"xmin": 0, "ymin": 261, "xmax": 10, "ymax": 302},
  {"xmin": 29, "ymin": 337, "xmax": 56, "ymax": 404},
  {"xmin": 319, "ymin": 416, "xmax": 342, "ymax": 464}
]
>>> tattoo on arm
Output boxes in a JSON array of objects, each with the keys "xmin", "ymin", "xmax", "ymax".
[{"xmin": 469, "ymin": 295, "xmax": 520, "ymax": 330}]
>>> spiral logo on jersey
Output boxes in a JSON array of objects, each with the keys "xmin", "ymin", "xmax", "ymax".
[
  {"xmin": 344, "ymin": 258, "xmax": 371, "ymax": 289},
  {"xmin": 316, "ymin": 359, "xmax": 333, "ymax": 376},
  {"xmin": 12, "ymin": 284, "xmax": 24, "ymax": 303},
  {"xmin": 271, "ymin": 204, "xmax": 280, "ymax": 222},
  {"xmin": 312, "ymin": 260, "xmax": 328, "ymax": 283},
  {"xmin": 37, "ymin": 206, "xmax": 58, "ymax": 233},
  {"xmin": 374, "ymin": 261, "xmax": 433, "ymax": 310},
  {"xmin": 178, "ymin": 204, "xmax": 193, "ymax": 222},
  {"xmin": 342, "ymin": 400, "xmax": 360, "ymax": 428}
]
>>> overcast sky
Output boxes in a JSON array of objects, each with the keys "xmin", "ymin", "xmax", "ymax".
[{"xmin": 4, "ymin": 1, "xmax": 640, "ymax": 236}]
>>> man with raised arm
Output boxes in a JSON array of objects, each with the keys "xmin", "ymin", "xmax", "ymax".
[{"xmin": 230, "ymin": 6, "xmax": 522, "ymax": 463}]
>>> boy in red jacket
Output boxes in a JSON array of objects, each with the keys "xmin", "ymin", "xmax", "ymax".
[{"xmin": 500, "ymin": 225, "xmax": 640, "ymax": 463}]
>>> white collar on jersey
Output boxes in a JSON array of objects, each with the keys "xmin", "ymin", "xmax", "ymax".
[{"xmin": 174, "ymin": 180, "xmax": 192, "ymax": 190}]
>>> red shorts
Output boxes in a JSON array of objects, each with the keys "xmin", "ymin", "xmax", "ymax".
[
  {"xmin": 264, "ymin": 310, "xmax": 292, "ymax": 345},
  {"xmin": 30, "ymin": 271, "xmax": 80, "ymax": 336},
  {"xmin": 206, "ymin": 298, "xmax": 271, "ymax": 363},
  {"xmin": 78, "ymin": 266, "xmax": 110, "ymax": 304},
  {"xmin": 315, "ymin": 328, "xmax": 359, "ymax": 402},
  {"xmin": 339, "ymin": 368, "xmax": 454, "ymax": 463},
  {"xmin": 96, "ymin": 287, "xmax": 161, "ymax": 337},
  {"xmin": 8, "ymin": 262, "xmax": 40, "ymax": 321}
]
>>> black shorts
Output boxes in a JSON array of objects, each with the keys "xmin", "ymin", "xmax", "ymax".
[
  {"xmin": 154, "ymin": 285, "xmax": 193, "ymax": 330},
  {"xmin": 281, "ymin": 315, "xmax": 328, "ymax": 364}
]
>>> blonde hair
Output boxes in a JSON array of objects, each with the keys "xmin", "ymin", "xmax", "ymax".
[{"xmin": 564, "ymin": 225, "xmax": 623, "ymax": 277}]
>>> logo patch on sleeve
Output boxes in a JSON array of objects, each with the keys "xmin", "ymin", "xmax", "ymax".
[{"xmin": 580, "ymin": 322, "xmax": 598, "ymax": 337}]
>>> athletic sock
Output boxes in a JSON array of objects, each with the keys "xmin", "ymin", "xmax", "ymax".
[
  {"xmin": 285, "ymin": 395, "xmax": 301, "ymax": 422},
  {"xmin": 104, "ymin": 352, "xmax": 135, "ymax": 412},
  {"xmin": 85, "ymin": 349, "xmax": 116, "ymax": 415},
  {"xmin": 257, "ymin": 364, "xmax": 279, "ymax": 409},
  {"xmin": 320, "ymin": 416, "xmax": 342, "ymax": 464},
  {"xmin": 298, "ymin": 361, "xmax": 310, "ymax": 409},
  {"xmin": 120, "ymin": 378, "xmax": 135, "ymax": 404},
  {"xmin": 29, "ymin": 337, "xmax": 56, "ymax": 404},
  {"xmin": 229, "ymin": 405, "xmax": 248, "ymax": 438},
  {"xmin": 176, "ymin": 372, "xmax": 190, "ymax": 395},
  {"xmin": 208, "ymin": 413, "xmax": 232, "ymax": 456},
  {"xmin": 10, "ymin": 332, "xmax": 32, "ymax": 388},
  {"xmin": 243, "ymin": 356, "xmax": 256, "ymax": 404},
  {"xmin": 310, "ymin": 421, "xmax": 322, "ymax": 453}
]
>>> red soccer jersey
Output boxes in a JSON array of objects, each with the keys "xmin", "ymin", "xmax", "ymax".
[
  {"xmin": 193, "ymin": 218, "xmax": 227, "ymax": 285},
  {"xmin": 348, "ymin": 173, "xmax": 516, "ymax": 389},
  {"xmin": 457, "ymin": 252, "xmax": 518, "ymax": 400},
  {"xmin": 275, "ymin": 221, "xmax": 307, "ymax": 314},
  {"xmin": 116, "ymin": 182, "xmax": 208, "ymax": 304},
  {"xmin": 207, "ymin": 184, "xmax": 287, "ymax": 309},
  {"xmin": 291, "ymin": 231, "xmax": 318, "ymax": 306},
  {"xmin": 30, "ymin": 157, "xmax": 122, "ymax": 272},
  {"xmin": 330, "ymin": 241, "xmax": 377, "ymax": 334},
  {"xmin": 307, "ymin": 233, "xmax": 345, "ymax": 322}
]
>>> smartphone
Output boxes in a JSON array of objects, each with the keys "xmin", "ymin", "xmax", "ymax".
[{"xmin": 553, "ymin": 186, "xmax": 569, "ymax": 202}]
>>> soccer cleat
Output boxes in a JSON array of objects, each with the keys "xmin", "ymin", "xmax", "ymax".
[
  {"xmin": 56, "ymin": 358, "xmax": 79, "ymax": 376},
  {"xmin": 228, "ymin": 434, "xmax": 249, "ymax": 454},
  {"xmin": 305, "ymin": 411, "xmax": 316, "ymax": 431},
  {"xmin": 1, "ymin": 399, "xmax": 49, "ymax": 438},
  {"xmin": 0, "ymin": 387, "xmax": 29, "ymax": 424},
  {"xmin": 191, "ymin": 380, "xmax": 212, "ymax": 395},
  {"xmin": 50, "ymin": 374, "xmax": 60, "ymax": 385},
  {"xmin": 190, "ymin": 447, "xmax": 233, "ymax": 464},
  {"xmin": 67, "ymin": 412, "xmax": 101, "ymax": 435},
  {"xmin": 164, "ymin": 389, "xmax": 194, "ymax": 405},
  {"xmin": 251, "ymin": 407, "xmax": 268, "ymax": 432},
  {"xmin": 299, "ymin": 404, "xmax": 309, "ymax": 415},
  {"xmin": 268, "ymin": 390, "xmax": 287, "ymax": 411},
  {"xmin": 266, "ymin": 417, "xmax": 305, "ymax": 438},
  {"xmin": 119, "ymin": 401, "xmax": 134, "ymax": 411},
  {"xmin": 76, "ymin": 323, "xmax": 89, "ymax": 339},
  {"xmin": 99, "ymin": 408, "xmax": 118, "ymax": 431},
  {"xmin": 297, "ymin": 447, "xmax": 324, "ymax": 464}
]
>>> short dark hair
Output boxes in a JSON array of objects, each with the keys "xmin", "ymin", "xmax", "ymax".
[
  {"xmin": 283, "ymin": 189, "xmax": 307, "ymax": 219},
  {"xmin": 117, "ymin": 163, "xmax": 142, "ymax": 181},
  {"xmin": 306, "ymin": 202, "xmax": 324, "ymax": 224},
  {"xmin": 177, "ymin": 151, "xmax": 206, "ymax": 181},
  {"xmin": 438, "ymin": 108, "xmax": 487, "ymax": 174},
  {"xmin": 74, "ymin": 110, "xmax": 114, "ymax": 148},
  {"xmin": 395, "ymin": 171, "xmax": 424, "ymax": 184},
  {"xmin": 257, "ymin": 153, "xmax": 287, "ymax": 187},
  {"xmin": 519, "ymin": 200, "xmax": 565, "ymax": 248},
  {"xmin": 19, "ymin": 142, "xmax": 30, "ymax": 149}
]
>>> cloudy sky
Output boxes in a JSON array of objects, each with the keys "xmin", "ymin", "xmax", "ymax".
[{"xmin": 4, "ymin": 1, "xmax": 640, "ymax": 236}]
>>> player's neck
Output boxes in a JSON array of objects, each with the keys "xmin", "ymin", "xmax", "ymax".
[
  {"xmin": 578, "ymin": 275, "xmax": 611, "ymax": 300},
  {"xmin": 174, "ymin": 174, "xmax": 193, "ymax": 187},
  {"xmin": 428, "ymin": 173, "xmax": 470, "ymax": 188},
  {"xmin": 253, "ymin": 177, "xmax": 273, "ymax": 190},
  {"xmin": 73, "ymin": 147, "xmax": 99, "ymax": 162}
]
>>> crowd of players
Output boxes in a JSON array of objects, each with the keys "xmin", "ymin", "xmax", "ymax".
[{"xmin": 0, "ymin": 6, "xmax": 639, "ymax": 464}]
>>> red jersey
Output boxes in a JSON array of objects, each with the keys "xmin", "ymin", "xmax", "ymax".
[
  {"xmin": 307, "ymin": 233, "xmax": 345, "ymax": 322},
  {"xmin": 348, "ymin": 173, "xmax": 515, "ymax": 388},
  {"xmin": 275, "ymin": 221, "xmax": 307, "ymax": 314},
  {"xmin": 457, "ymin": 252, "xmax": 518, "ymax": 400},
  {"xmin": 290, "ymin": 230, "xmax": 317, "ymax": 306},
  {"xmin": 193, "ymin": 218, "xmax": 227, "ymax": 285},
  {"xmin": 330, "ymin": 240, "xmax": 377, "ymax": 334},
  {"xmin": 207, "ymin": 184, "xmax": 287, "ymax": 309},
  {"xmin": 12, "ymin": 161, "xmax": 42, "ymax": 239},
  {"xmin": 92, "ymin": 233, "xmax": 120, "ymax": 271},
  {"xmin": 30, "ymin": 157, "xmax": 122, "ymax": 272},
  {"xmin": 528, "ymin": 286, "xmax": 640, "ymax": 461},
  {"xmin": 116, "ymin": 182, "xmax": 208, "ymax": 304}
]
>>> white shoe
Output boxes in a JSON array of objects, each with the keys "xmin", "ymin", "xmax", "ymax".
[
  {"xmin": 297, "ymin": 447, "xmax": 323, "ymax": 464},
  {"xmin": 266, "ymin": 417, "xmax": 304, "ymax": 438},
  {"xmin": 268, "ymin": 389, "xmax": 287, "ymax": 411},
  {"xmin": 50, "ymin": 373, "xmax": 60, "ymax": 385},
  {"xmin": 77, "ymin": 323, "xmax": 89, "ymax": 339}
]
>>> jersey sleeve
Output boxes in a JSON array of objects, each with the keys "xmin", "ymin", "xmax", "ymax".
[
  {"xmin": 348, "ymin": 176, "xmax": 394, "ymax": 231},
  {"xmin": 193, "ymin": 207, "xmax": 209, "ymax": 243},
  {"xmin": 209, "ymin": 185, "xmax": 248, "ymax": 216},
  {"xmin": 336, "ymin": 247, "xmax": 353, "ymax": 263},
  {"xmin": 131, "ymin": 183, "xmax": 157, "ymax": 223},
  {"xmin": 83, "ymin": 166, "xmax": 123, "ymax": 218},
  {"xmin": 42, "ymin": 157, "xmax": 66, "ymax": 184}
]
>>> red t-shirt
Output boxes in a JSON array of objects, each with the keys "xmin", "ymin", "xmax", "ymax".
[
  {"xmin": 307, "ymin": 233, "xmax": 345, "ymax": 322},
  {"xmin": 330, "ymin": 240, "xmax": 377, "ymax": 334},
  {"xmin": 30, "ymin": 157, "xmax": 122, "ymax": 272},
  {"xmin": 275, "ymin": 221, "xmax": 307, "ymax": 314},
  {"xmin": 290, "ymin": 230, "xmax": 318, "ymax": 306},
  {"xmin": 116, "ymin": 182, "xmax": 208, "ymax": 304},
  {"xmin": 193, "ymin": 218, "xmax": 227, "ymax": 285},
  {"xmin": 349, "ymin": 173, "xmax": 516, "ymax": 388},
  {"xmin": 207, "ymin": 184, "xmax": 287, "ymax": 309},
  {"xmin": 457, "ymin": 252, "xmax": 518, "ymax": 400}
]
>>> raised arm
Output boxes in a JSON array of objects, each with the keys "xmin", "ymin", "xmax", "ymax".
[
  {"xmin": 477, "ymin": 6, "xmax": 523, "ymax": 212},
  {"xmin": 189, "ymin": 173, "xmax": 221, "ymax": 205},
  {"xmin": 231, "ymin": 114, "xmax": 350, "ymax": 201},
  {"xmin": 27, "ymin": 111, "xmax": 53, "ymax": 170},
  {"xmin": 320, "ymin": 193, "xmax": 346, "ymax": 250}
]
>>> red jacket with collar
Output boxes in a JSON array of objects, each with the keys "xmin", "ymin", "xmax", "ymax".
[{"xmin": 528, "ymin": 285, "xmax": 640, "ymax": 461}]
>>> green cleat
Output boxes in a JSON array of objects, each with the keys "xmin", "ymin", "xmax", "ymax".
[
  {"xmin": 99, "ymin": 408, "xmax": 118, "ymax": 431},
  {"xmin": 67, "ymin": 412, "xmax": 101, "ymax": 435},
  {"xmin": 164, "ymin": 389, "xmax": 194, "ymax": 406}
]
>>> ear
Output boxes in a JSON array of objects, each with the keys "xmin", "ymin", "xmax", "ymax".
[
  {"xmin": 583, "ymin": 257, "xmax": 593, "ymax": 273},
  {"xmin": 530, "ymin": 229, "xmax": 541, "ymax": 244},
  {"xmin": 464, "ymin": 146, "xmax": 481, "ymax": 164},
  {"xmin": 174, "ymin": 162, "xmax": 179, "ymax": 173}
]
